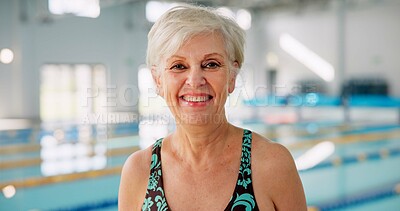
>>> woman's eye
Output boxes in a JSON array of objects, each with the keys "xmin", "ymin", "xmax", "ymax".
[
  {"xmin": 203, "ymin": 62, "xmax": 221, "ymax": 69},
  {"xmin": 170, "ymin": 64, "xmax": 186, "ymax": 71}
]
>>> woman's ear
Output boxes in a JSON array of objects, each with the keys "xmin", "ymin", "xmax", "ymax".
[
  {"xmin": 151, "ymin": 66, "xmax": 163, "ymax": 97},
  {"xmin": 228, "ymin": 62, "xmax": 239, "ymax": 94}
]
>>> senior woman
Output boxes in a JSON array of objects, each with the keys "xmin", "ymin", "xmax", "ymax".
[{"xmin": 119, "ymin": 4, "xmax": 307, "ymax": 211}]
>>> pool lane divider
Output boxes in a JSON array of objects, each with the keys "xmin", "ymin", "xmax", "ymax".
[
  {"xmin": 1, "ymin": 126, "xmax": 399, "ymax": 189},
  {"xmin": 50, "ymin": 198, "xmax": 118, "ymax": 211},
  {"xmin": 266, "ymin": 124, "xmax": 360, "ymax": 141},
  {"xmin": 299, "ymin": 146, "xmax": 400, "ymax": 173},
  {"xmin": 0, "ymin": 146, "xmax": 140, "ymax": 170},
  {"xmin": 0, "ymin": 146, "xmax": 140, "ymax": 189},
  {"xmin": 0, "ymin": 123, "xmax": 395, "ymax": 156},
  {"xmin": 0, "ymin": 122, "xmax": 379, "ymax": 154},
  {"xmin": 47, "ymin": 181, "xmax": 400, "ymax": 211},
  {"xmin": 0, "ymin": 134, "xmax": 133, "ymax": 155},
  {"xmin": 0, "ymin": 166, "xmax": 122, "ymax": 189},
  {"xmin": 287, "ymin": 129, "xmax": 400, "ymax": 150},
  {"xmin": 0, "ymin": 143, "xmax": 41, "ymax": 155},
  {"xmin": 280, "ymin": 123, "xmax": 400, "ymax": 143},
  {"xmin": 308, "ymin": 181, "xmax": 400, "ymax": 211},
  {"xmin": 1, "ymin": 128, "xmax": 399, "ymax": 171},
  {"xmin": 1, "ymin": 145, "xmax": 399, "ymax": 190}
]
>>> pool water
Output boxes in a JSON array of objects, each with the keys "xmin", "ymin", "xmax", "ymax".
[{"xmin": 1, "ymin": 122, "xmax": 399, "ymax": 211}]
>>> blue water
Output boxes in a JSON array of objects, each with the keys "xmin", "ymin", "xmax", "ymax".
[
  {"xmin": 1, "ymin": 123, "xmax": 400, "ymax": 210},
  {"xmin": 0, "ymin": 175, "xmax": 120, "ymax": 211}
]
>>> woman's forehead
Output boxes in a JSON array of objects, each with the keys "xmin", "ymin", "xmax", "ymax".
[{"xmin": 166, "ymin": 33, "xmax": 227, "ymax": 60}]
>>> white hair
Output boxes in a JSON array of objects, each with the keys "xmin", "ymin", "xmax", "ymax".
[{"xmin": 146, "ymin": 4, "xmax": 246, "ymax": 74}]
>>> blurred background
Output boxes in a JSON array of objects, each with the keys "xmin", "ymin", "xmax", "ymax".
[{"xmin": 1, "ymin": 0, "xmax": 400, "ymax": 210}]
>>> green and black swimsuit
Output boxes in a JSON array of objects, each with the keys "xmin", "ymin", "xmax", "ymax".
[{"xmin": 142, "ymin": 129, "xmax": 259, "ymax": 211}]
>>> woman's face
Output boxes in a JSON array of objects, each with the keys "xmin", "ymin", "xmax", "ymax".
[{"xmin": 153, "ymin": 33, "xmax": 238, "ymax": 125}]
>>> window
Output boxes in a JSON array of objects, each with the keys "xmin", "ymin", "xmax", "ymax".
[{"xmin": 39, "ymin": 64, "xmax": 107, "ymax": 176}]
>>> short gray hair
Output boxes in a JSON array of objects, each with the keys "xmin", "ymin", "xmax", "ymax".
[{"xmin": 146, "ymin": 4, "xmax": 246, "ymax": 73}]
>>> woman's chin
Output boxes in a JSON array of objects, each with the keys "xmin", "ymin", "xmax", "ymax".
[{"xmin": 175, "ymin": 113, "xmax": 225, "ymax": 126}]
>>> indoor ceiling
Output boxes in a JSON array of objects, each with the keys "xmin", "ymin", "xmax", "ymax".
[{"xmin": 100, "ymin": 0, "xmax": 331, "ymax": 11}]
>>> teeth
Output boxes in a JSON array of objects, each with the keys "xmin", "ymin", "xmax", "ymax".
[{"xmin": 182, "ymin": 95, "xmax": 210, "ymax": 102}]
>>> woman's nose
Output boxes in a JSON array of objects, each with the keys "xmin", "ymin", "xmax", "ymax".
[{"xmin": 185, "ymin": 66, "xmax": 206, "ymax": 88}]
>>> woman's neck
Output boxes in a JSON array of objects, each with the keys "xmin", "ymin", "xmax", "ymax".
[{"xmin": 167, "ymin": 120, "xmax": 241, "ymax": 171}]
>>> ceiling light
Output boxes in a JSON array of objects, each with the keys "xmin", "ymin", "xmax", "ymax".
[
  {"xmin": 48, "ymin": 0, "xmax": 100, "ymax": 18},
  {"xmin": 280, "ymin": 33, "xmax": 335, "ymax": 82},
  {"xmin": 217, "ymin": 7, "xmax": 235, "ymax": 20},
  {"xmin": 146, "ymin": 1, "xmax": 179, "ymax": 22},
  {"xmin": 266, "ymin": 52, "xmax": 279, "ymax": 68},
  {"xmin": 236, "ymin": 9, "xmax": 252, "ymax": 30},
  {"xmin": 0, "ymin": 48, "xmax": 14, "ymax": 64},
  {"xmin": 295, "ymin": 141, "xmax": 335, "ymax": 170}
]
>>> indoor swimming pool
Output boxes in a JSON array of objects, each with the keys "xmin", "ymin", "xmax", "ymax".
[{"xmin": 1, "ymin": 121, "xmax": 400, "ymax": 211}]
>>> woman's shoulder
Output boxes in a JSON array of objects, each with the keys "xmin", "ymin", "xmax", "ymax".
[
  {"xmin": 122, "ymin": 145, "xmax": 153, "ymax": 174},
  {"xmin": 251, "ymin": 132, "xmax": 294, "ymax": 166},
  {"xmin": 251, "ymin": 131, "xmax": 298, "ymax": 181},
  {"xmin": 119, "ymin": 145, "xmax": 153, "ymax": 211},
  {"xmin": 250, "ymin": 131, "xmax": 307, "ymax": 210}
]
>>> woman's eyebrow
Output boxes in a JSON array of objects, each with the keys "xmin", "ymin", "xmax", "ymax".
[
  {"xmin": 167, "ymin": 55, "xmax": 186, "ymax": 61},
  {"xmin": 167, "ymin": 53, "xmax": 224, "ymax": 62},
  {"xmin": 203, "ymin": 53, "xmax": 224, "ymax": 59}
]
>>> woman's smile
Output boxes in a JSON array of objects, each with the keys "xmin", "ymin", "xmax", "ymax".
[{"xmin": 179, "ymin": 93, "xmax": 214, "ymax": 107}]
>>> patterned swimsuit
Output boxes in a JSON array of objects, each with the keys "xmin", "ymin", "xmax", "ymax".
[{"xmin": 142, "ymin": 129, "xmax": 259, "ymax": 211}]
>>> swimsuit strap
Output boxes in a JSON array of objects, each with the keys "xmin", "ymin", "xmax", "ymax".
[
  {"xmin": 142, "ymin": 138, "xmax": 169, "ymax": 211},
  {"xmin": 225, "ymin": 129, "xmax": 259, "ymax": 210}
]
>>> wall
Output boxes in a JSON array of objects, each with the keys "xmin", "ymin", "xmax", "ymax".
[
  {"xmin": 345, "ymin": 0, "xmax": 400, "ymax": 96},
  {"xmin": 0, "ymin": 0, "xmax": 22, "ymax": 118},
  {"xmin": 0, "ymin": 0, "xmax": 148, "ymax": 119},
  {"xmin": 267, "ymin": 6, "xmax": 337, "ymax": 95},
  {"xmin": 259, "ymin": 0, "xmax": 400, "ymax": 96}
]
